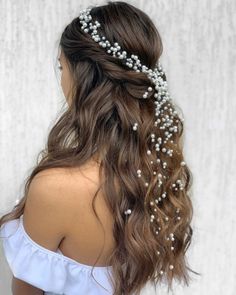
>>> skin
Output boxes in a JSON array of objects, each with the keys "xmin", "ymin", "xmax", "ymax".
[
  {"xmin": 11, "ymin": 279, "xmax": 44, "ymax": 295},
  {"xmin": 58, "ymin": 49, "xmax": 74, "ymax": 106}
]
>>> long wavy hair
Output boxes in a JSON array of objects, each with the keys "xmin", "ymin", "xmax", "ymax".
[{"xmin": 0, "ymin": 1, "xmax": 199, "ymax": 294}]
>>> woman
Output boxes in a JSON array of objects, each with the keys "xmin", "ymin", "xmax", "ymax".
[{"xmin": 0, "ymin": 1, "xmax": 197, "ymax": 294}]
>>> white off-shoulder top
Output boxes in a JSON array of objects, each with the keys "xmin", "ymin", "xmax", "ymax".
[{"xmin": 0, "ymin": 215, "xmax": 114, "ymax": 295}]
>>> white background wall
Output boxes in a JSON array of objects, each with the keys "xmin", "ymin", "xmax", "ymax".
[{"xmin": 0, "ymin": 0, "xmax": 235, "ymax": 294}]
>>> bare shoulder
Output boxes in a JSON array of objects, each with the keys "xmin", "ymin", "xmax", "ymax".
[
  {"xmin": 28, "ymin": 164, "xmax": 103, "ymax": 219},
  {"xmin": 27, "ymin": 167, "xmax": 76, "ymax": 210},
  {"xmin": 22, "ymin": 164, "xmax": 103, "ymax": 250},
  {"xmin": 22, "ymin": 168, "xmax": 79, "ymax": 250},
  {"xmin": 29, "ymin": 165, "xmax": 100, "ymax": 205}
]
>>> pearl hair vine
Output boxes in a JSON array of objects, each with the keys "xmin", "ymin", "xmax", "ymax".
[{"xmin": 78, "ymin": 6, "xmax": 187, "ymax": 273}]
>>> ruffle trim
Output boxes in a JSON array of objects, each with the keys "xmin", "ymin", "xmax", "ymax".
[{"xmin": 0, "ymin": 215, "xmax": 113, "ymax": 294}]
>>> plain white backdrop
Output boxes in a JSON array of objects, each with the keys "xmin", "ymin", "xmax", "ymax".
[{"xmin": 0, "ymin": 0, "xmax": 235, "ymax": 294}]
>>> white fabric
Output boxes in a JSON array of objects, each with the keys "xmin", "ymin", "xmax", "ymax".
[{"xmin": 0, "ymin": 215, "xmax": 114, "ymax": 295}]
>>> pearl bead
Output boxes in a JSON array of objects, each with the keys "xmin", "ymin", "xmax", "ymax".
[{"xmin": 125, "ymin": 209, "xmax": 132, "ymax": 215}]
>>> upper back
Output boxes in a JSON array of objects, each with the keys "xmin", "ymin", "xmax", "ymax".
[{"xmin": 33, "ymin": 161, "xmax": 116, "ymax": 267}]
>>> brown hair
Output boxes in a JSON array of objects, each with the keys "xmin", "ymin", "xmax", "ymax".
[{"xmin": 0, "ymin": 1, "xmax": 199, "ymax": 294}]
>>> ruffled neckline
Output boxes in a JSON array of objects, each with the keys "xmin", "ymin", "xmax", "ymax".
[
  {"xmin": 1, "ymin": 215, "xmax": 114, "ymax": 294},
  {"xmin": 17, "ymin": 214, "xmax": 113, "ymax": 271}
]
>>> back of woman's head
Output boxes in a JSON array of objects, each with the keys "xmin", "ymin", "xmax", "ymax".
[
  {"xmin": 58, "ymin": 1, "xmax": 164, "ymax": 161},
  {"xmin": 0, "ymin": 1, "xmax": 197, "ymax": 294}
]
